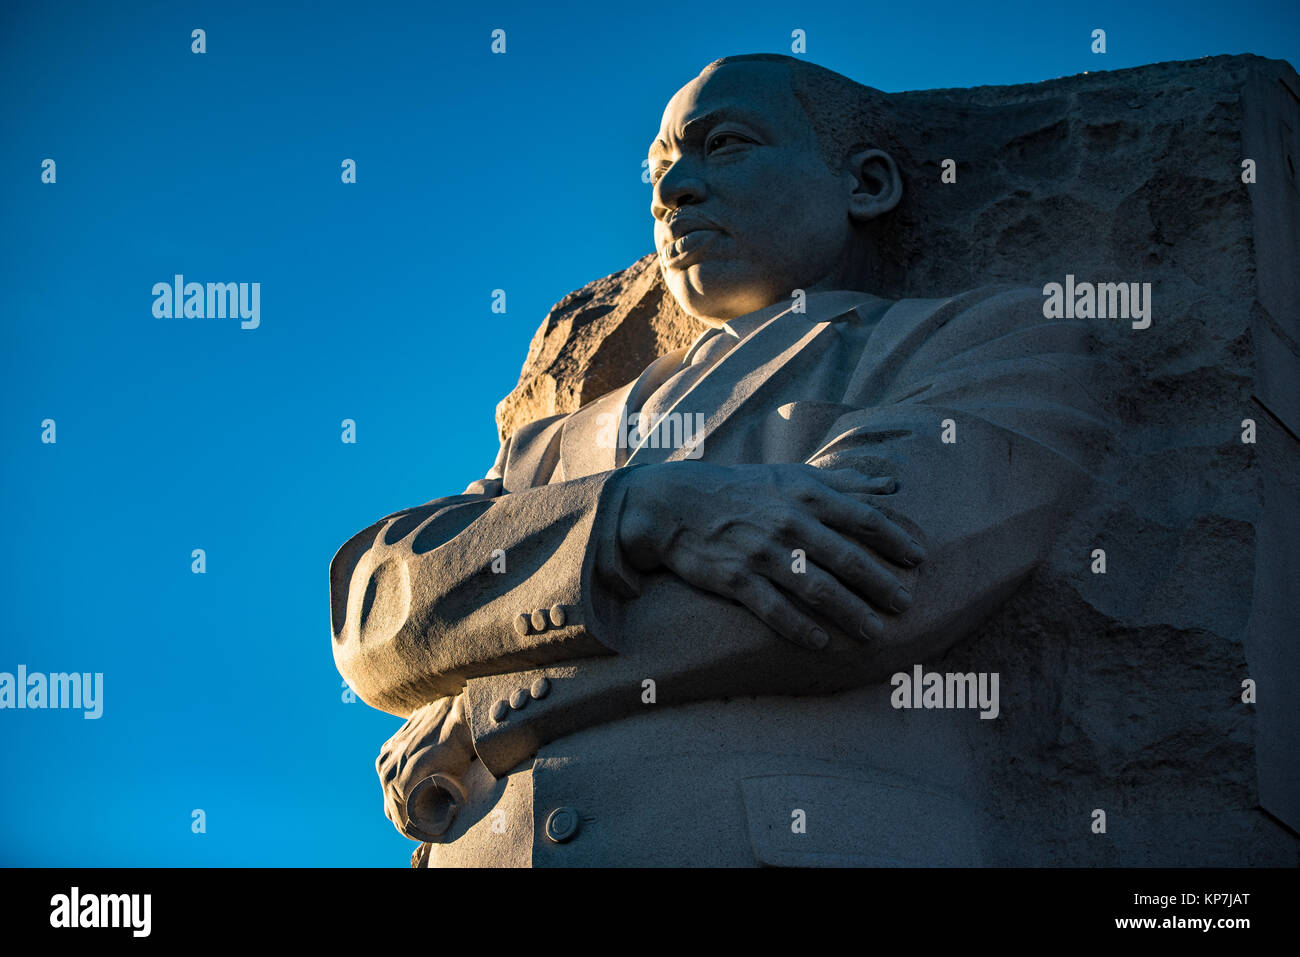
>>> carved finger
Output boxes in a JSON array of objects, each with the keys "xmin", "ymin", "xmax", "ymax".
[
  {"xmin": 809, "ymin": 466, "xmax": 899, "ymax": 496},
  {"xmin": 789, "ymin": 517, "xmax": 910, "ymax": 621},
  {"xmin": 733, "ymin": 577, "xmax": 829, "ymax": 649},
  {"xmin": 811, "ymin": 491, "xmax": 925, "ymax": 567},
  {"xmin": 778, "ymin": 556, "xmax": 882, "ymax": 642}
]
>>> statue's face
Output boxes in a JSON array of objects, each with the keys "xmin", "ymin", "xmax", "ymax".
[{"xmin": 649, "ymin": 62, "xmax": 857, "ymax": 323}]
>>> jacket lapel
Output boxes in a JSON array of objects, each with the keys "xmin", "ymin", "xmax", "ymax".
[
  {"xmin": 554, "ymin": 380, "xmax": 635, "ymax": 480},
  {"xmin": 625, "ymin": 291, "xmax": 887, "ymax": 467},
  {"xmin": 553, "ymin": 343, "xmax": 693, "ymax": 479}
]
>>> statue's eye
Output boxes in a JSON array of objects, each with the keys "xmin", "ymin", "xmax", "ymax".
[{"xmin": 706, "ymin": 132, "xmax": 750, "ymax": 153}]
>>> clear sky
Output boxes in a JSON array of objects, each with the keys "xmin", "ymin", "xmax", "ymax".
[{"xmin": 1, "ymin": 0, "xmax": 1296, "ymax": 866}]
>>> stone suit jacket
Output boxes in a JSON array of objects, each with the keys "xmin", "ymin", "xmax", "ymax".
[{"xmin": 329, "ymin": 284, "xmax": 1113, "ymax": 866}]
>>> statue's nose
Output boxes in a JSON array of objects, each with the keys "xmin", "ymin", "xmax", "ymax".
[{"xmin": 652, "ymin": 163, "xmax": 706, "ymax": 221}]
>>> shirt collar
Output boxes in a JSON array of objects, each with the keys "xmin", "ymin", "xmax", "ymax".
[{"xmin": 722, "ymin": 289, "xmax": 887, "ymax": 343}]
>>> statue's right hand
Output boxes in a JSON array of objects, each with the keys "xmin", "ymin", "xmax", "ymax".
[
  {"xmin": 616, "ymin": 462, "xmax": 926, "ymax": 649},
  {"xmin": 376, "ymin": 694, "xmax": 475, "ymax": 842}
]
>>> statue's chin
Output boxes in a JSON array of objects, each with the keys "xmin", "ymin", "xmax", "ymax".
[{"xmin": 666, "ymin": 263, "xmax": 779, "ymax": 324}]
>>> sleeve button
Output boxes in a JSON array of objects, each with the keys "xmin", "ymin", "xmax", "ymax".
[{"xmin": 544, "ymin": 807, "xmax": 580, "ymax": 843}]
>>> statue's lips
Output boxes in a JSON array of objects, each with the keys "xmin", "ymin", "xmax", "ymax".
[{"xmin": 661, "ymin": 228, "xmax": 722, "ymax": 269}]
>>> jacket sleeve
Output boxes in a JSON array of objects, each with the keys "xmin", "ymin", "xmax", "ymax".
[
  {"xmin": 460, "ymin": 284, "xmax": 1119, "ymax": 776},
  {"xmin": 329, "ymin": 413, "xmax": 641, "ymax": 717}
]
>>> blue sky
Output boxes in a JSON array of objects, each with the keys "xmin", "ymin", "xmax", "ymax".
[{"xmin": 1, "ymin": 0, "xmax": 1296, "ymax": 866}]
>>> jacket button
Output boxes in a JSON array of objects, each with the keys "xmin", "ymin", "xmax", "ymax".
[
  {"xmin": 531, "ymin": 609, "xmax": 549, "ymax": 632},
  {"xmin": 549, "ymin": 604, "xmax": 567, "ymax": 627},
  {"xmin": 490, "ymin": 699, "xmax": 509, "ymax": 723},
  {"xmin": 544, "ymin": 807, "xmax": 580, "ymax": 843},
  {"xmin": 514, "ymin": 613, "xmax": 532, "ymax": 637},
  {"xmin": 530, "ymin": 677, "xmax": 551, "ymax": 700},
  {"xmin": 509, "ymin": 688, "xmax": 529, "ymax": 710}
]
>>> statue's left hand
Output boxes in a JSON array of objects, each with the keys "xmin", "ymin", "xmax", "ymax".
[{"xmin": 376, "ymin": 694, "xmax": 475, "ymax": 842}]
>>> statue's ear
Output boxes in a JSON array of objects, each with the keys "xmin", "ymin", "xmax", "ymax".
[{"xmin": 846, "ymin": 148, "xmax": 902, "ymax": 222}]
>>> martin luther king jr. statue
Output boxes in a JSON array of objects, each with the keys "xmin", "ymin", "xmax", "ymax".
[{"xmin": 329, "ymin": 53, "xmax": 1112, "ymax": 866}]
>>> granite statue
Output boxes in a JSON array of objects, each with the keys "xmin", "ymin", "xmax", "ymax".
[{"xmin": 330, "ymin": 52, "xmax": 1300, "ymax": 866}]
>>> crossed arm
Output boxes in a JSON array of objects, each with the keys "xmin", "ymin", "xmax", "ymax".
[{"xmin": 343, "ymin": 457, "xmax": 927, "ymax": 838}]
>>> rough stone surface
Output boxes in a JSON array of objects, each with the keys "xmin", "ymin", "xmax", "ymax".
[{"xmin": 495, "ymin": 254, "xmax": 697, "ymax": 443}]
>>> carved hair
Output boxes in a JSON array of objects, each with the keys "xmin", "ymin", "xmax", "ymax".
[
  {"xmin": 699, "ymin": 54, "xmax": 902, "ymax": 176},
  {"xmin": 699, "ymin": 54, "xmax": 912, "ymax": 287}
]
